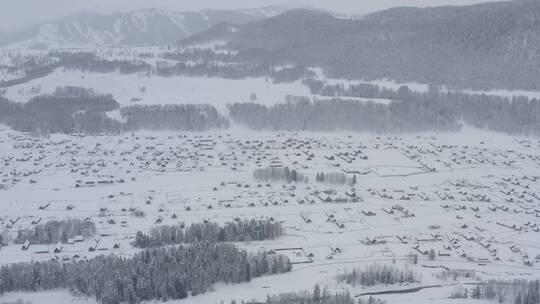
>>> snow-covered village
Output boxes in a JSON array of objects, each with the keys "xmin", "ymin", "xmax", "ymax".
[{"xmin": 1, "ymin": 1, "xmax": 540, "ymax": 304}]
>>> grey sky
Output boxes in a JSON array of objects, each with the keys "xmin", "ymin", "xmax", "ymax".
[{"xmin": 0, "ymin": 0, "xmax": 508, "ymax": 31}]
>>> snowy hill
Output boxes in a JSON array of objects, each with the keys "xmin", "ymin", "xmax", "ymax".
[
  {"xmin": 0, "ymin": 6, "xmax": 287, "ymax": 50},
  {"xmin": 181, "ymin": 1, "xmax": 540, "ymax": 91}
]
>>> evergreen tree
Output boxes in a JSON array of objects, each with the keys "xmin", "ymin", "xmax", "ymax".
[{"xmin": 313, "ymin": 284, "xmax": 321, "ymax": 303}]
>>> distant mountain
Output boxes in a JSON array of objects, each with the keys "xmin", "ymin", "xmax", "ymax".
[
  {"xmin": 182, "ymin": 1, "xmax": 540, "ymax": 91},
  {"xmin": 0, "ymin": 6, "xmax": 287, "ymax": 50}
]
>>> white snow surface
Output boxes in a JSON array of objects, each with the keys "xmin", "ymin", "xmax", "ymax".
[
  {"xmin": 2, "ymin": 69, "xmax": 311, "ymax": 112},
  {"xmin": 0, "ymin": 127, "xmax": 540, "ymax": 304}
]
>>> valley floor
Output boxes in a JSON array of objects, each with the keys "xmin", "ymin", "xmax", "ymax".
[{"xmin": 1, "ymin": 128, "xmax": 539, "ymax": 303}]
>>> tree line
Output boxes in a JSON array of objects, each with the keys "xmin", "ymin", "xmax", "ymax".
[
  {"xmin": 13, "ymin": 219, "xmax": 96, "ymax": 245},
  {"xmin": 336, "ymin": 264, "xmax": 420, "ymax": 287},
  {"xmin": 0, "ymin": 242, "xmax": 292, "ymax": 304},
  {"xmin": 0, "ymin": 55, "xmax": 61, "ymax": 89},
  {"xmin": 162, "ymin": 49, "xmax": 237, "ymax": 63},
  {"xmin": 305, "ymin": 80, "xmax": 540, "ymax": 136},
  {"xmin": 0, "ymin": 87, "xmax": 120, "ymax": 134},
  {"xmin": 253, "ymin": 167, "xmax": 306, "ymax": 183},
  {"xmin": 237, "ymin": 284, "xmax": 385, "ymax": 304},
  {"xmin": 120, "ymin": 104, "xmax": 229, "ymax": 132},
  {"xmin": 229, "ymin": 81, "xmax": 540, "ymax": 136},
  {"xmin": 0, "ymin": 51, "xmax": 308, "ymax": 94},
  {"xmin": 315, "ymin": 172, "xmax": 349, "ymax": 185},
  {"xmin": 55, "ymin": 51, "xmax": 308, "ymax": 83},
  {"xmin": 133, "ymin": 219, "xmax": 283, "ymax": 248},
  {"xmin": 469, "ymin": 279, "xmax": 539, "ymax": 304},
  {"xmin": 0, "ymin": 87, "xmax": 120, "ymax": 135},
  {"xmin": 57, "ymin": 51, "xmax": 150, "ymax": 75},
  {"xmin": 0, "ymin": 87, "xmax": 230, "ymax": 135},
  {"xmin": 228, "ymin": 98, "xmax": 460, "ymax": 134}
]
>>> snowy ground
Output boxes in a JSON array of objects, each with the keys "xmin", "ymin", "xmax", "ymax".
[
  {"xmin": 1, "ymin": 68, "xmax": 399, "ymax": 116},
  {"xmin": 1, "ymin": 69, "xmax": 311, "ymax": 113},
  {"xmin": 0, "ymin": 290, "xmax": 97, "ymax": 304},
  {"xmin": 1, "ymin": 50, "xmax": 540, "ymax": 304},
  {"xmin": 1, "ymin": 127, "xmax": 540, "ymax": 303},
  {"xmin": 4, "ymin": 67, "xmax": 536, "ymax": 119},
  {"xmin": 2, "ymin": 48, "xmax": 539, "ymax": 122}
]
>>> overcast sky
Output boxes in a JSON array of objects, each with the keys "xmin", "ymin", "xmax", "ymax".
[{"xmin": 0, "ymin": 0, "xmax": 507, "ymax": 31}]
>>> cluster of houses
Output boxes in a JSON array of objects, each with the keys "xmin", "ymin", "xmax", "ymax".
[
  {"xmin": 2, "ymin": 131, "xmax": 540, "ymax": 270},
  {"xmin": 398, "ymin": 136, "xmax": 540, "ymax": 173}
]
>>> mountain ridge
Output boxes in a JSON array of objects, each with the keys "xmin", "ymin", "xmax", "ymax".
[
  {"xmin": 179, "ymin": 1, "xmax": 540, "ymax": 91},
  {"xmin": 0, "ymin": 6, "xmax": 288, "ymax": 50}
]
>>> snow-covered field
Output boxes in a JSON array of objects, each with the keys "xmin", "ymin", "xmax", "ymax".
[
  {"xmin": 1, "ymin": 127, "xmax": 539, "ymax": 303},
  {"xmin": 3, "ymin": 47, "xmax": 539, "ymax": 121},
  {"xmin": 307, "ymin": 67, "xmax": 540, "ymax": 101},
  {"xmin": 2, "ymin": 69, "xmax": 312, "ymax": 112},
  {"xmin": 1, "ymin": 50, "xmax": 540, "ymax": 304}
]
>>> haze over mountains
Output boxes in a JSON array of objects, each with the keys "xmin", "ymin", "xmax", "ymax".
[
  {"xmin": 181, "ymin": 0, "xmax": 540, "ymax": 90},
  {"xmin": 0, "ymin": 6, "xmax": 287, "ymax": 50}
]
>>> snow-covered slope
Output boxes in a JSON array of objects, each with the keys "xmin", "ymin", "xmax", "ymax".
[{"xmin": 0, "ymin": 6, "xmax": 287, "ymax": 50}]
